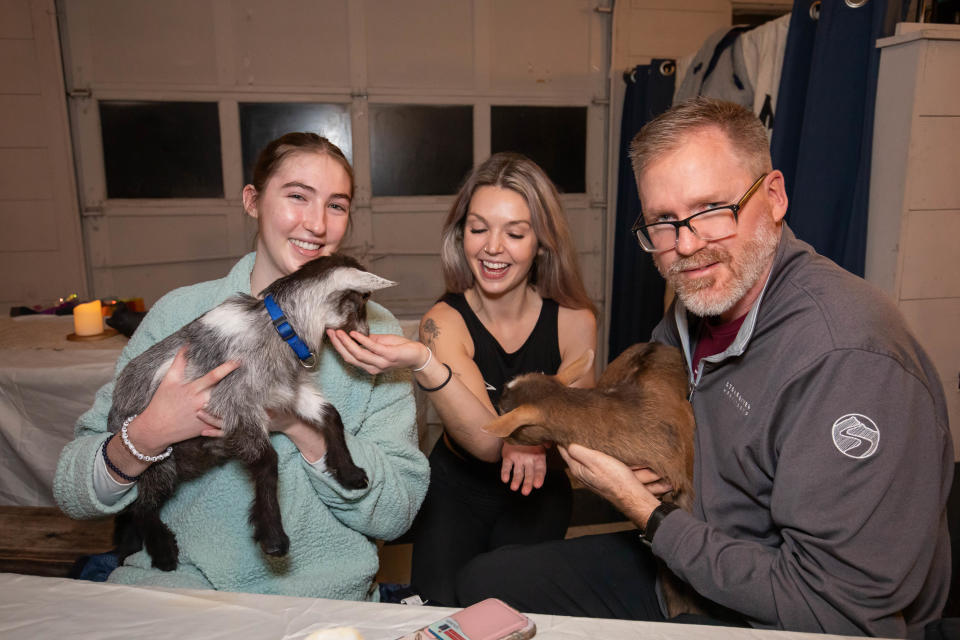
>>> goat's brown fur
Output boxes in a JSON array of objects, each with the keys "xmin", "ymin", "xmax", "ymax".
[
  {"xmin": 486, "ymin": 342, "xmax": 694, "ymax": 510},
  {"xmin": 484, "ymin": 342, "xmax": 702, "ymax": 616}
]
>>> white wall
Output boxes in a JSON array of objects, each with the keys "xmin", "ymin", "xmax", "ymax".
[
  {"xmin": 1, "ymin": 0, "xmax": 790, "ymax": 330},
  {"xmin": 0, "ymin": 0, "xmax": 86, "ymax": 310},
  {"xmin": 54, "ymin": 0, "xmax": 612, "ymax": 319}
]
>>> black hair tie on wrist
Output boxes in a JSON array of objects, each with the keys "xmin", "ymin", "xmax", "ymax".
[
  {"xmin": 102, "ymin": 435, "xmax": 139, "ymax": 483},
  {"xmin": 416, "ymin": 362, "xmax": 452, "ymax": 393}
]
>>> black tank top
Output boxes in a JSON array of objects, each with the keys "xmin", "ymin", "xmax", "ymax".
[{"xmin": 439, "ymin": 292, "xmax": 562, "ymax": 409}]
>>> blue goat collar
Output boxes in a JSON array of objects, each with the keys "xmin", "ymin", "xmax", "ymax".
[{"xmin": 263, "ymin": 294, "xmax": 317, "ymax": 370}]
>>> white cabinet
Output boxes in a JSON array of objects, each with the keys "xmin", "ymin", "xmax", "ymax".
[{"xmin": 866, "ymin": 23, "xmax": 960, "ymax": 458}]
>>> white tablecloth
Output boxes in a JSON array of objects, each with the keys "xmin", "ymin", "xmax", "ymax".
[
  {"xmin": 0, "ymin": 316, "xmax": 125, "ymax": 506},
  {"xmin": 0, "ymin": 573, "xmax": 867, "ymax": 640}
]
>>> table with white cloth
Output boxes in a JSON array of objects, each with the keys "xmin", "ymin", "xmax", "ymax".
[
  {"xmin": 0, "ymin": 315, "xmax": 126, "ymax": 506},
  {"xmin": 0, "ymin": 572, "xmax": 868, "ymax": 640}
]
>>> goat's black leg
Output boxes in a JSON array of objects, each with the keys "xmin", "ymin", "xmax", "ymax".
[
  {"xmin": 227, "ymin": 425, "xmax": 289, "ymax": 557},
  {"xmin": 292, "ymin": 382, "xmax": 368, "ymax": 489},
  {"xmin": 314, "ymin": 404, "xmax": 368, "ymax": 490},
  {"xmin": 247, "ymin": 444, "xmax": 289, "ymax": 556},
  {"xmin": 130, "ymin": 459, "xmax": 182, "ymax": 571},
  {"xmin": 112, "ymin": 511, "xmax": 142, "ymax": 563}
]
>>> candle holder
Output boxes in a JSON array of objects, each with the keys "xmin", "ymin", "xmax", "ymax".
[
  {"xmin": 67, "ymin": 328, "xmax": 120, "ymax": 342},
  {"xmin": 69, "ymin": 299, "xmax": 116, "ymax": 340}
]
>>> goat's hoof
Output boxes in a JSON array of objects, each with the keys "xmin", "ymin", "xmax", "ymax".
[
  {"xmin": 259, "ymin": 532, "xmax": 290, "ymax": 557},
  {"xmin": 144, "ymin": 536, "xmax": 179, "ymax": 571},
  {"xmin": 151, "ymin": 552, "xmax": 179, "ymax": 572},
  {"xmin": 337, "ymin": 467, "xmax": 368, "ymax": 490}
]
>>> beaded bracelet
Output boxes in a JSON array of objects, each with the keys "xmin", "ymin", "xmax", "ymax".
[
  {"xmin": 120, "ymin": 414, "xmax": 173, "ymax": 462},
  {"xmin": 412, "ymin": 346, "xmax": 433, "ymax": 372},
  {"xmin": 416, "ymin": 362, "xmax": 452, "ymax": 393},
  {"xmin": 101, "ymin": 436, "xmax": 139, "ymax": 483}
]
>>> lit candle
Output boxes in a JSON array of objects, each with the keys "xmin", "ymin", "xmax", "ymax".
[{"xmin": 73, "ymin": 300, "xmax": 103, "ymax": 336}]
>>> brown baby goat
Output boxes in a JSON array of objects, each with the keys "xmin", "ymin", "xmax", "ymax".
[{"xmin": 483, "ymin": 342, "xmax": 701, "ymax": 617}]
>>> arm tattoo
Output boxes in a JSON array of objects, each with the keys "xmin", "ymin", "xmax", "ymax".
[{"xmin": 422, "ymin": 318, "xmax": 440, "ymax": 349}]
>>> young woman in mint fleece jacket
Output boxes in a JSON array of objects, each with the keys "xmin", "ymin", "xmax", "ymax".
[{"xmin": 53, "ymin": 133, "xmax": 428, "ymax": 599}]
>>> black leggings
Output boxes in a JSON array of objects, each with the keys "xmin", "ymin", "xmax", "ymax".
[
  {"xmin": 455, "ymin": 530, "xmax": 665, "ymax": 620},
  {"xmin": 455, "ymin": 530, "xmax": 748, "ymax": 628},
  {"xmin": 410, "ymin": 438, "xmax": 572, "ymax": 606}
]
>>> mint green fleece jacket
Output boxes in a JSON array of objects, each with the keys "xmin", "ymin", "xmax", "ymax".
[{"xmin": 53, "ymin": 253, "xmax": 429, "ymax": 599}]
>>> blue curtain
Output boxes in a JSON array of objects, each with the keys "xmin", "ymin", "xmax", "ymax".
[
  {"xmin": 771, "ymin": 0, "xmax": 888, "ymax": 277},
  {"xmin": 607, "ymin": 61, "xmax": 675, "ymax": 362}
]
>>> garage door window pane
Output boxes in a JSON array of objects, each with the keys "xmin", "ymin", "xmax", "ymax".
[
  {"xmin": 491, "ymin": 106, "xmax": 586, "ymax": 194},
  {"xmin": 370, "ymin": 104, "xmax": 472, "ymax": 196},
  {"xmin": 239, "ymin": 103, "xmax": 353, "ymax": 186},
  {"xmin": 100, "ymin": 101, "xmax": 223, "ymax": 198}
]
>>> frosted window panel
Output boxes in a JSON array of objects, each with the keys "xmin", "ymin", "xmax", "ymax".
[
  {"xmin": 370, "ymin": 104, "xmax": 472, "ymax": 196},
  {"xmin": 491, "ymin": 106, "xmax": 586, "ymax": 194},
  {"xmin": 239, "ymin": 102, "xmax": 353, "ymax": 185},
  {"xmin": 100, "ymin": 101, "xmax": 223, "ymax": 199}
]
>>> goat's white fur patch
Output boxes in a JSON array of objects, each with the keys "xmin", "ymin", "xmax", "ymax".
[
  {"xmin": 202, "ymin": 303, "xmax": 253, "ymax": 339},
  {"xmin": 272, "ymin": 384, "xmax": 295, "ymax": 407},
  {"xmin": 328, "ymin": 268, "xmax": 395, "ymax": 296},
  {"xmin": 151, "ymin": 356, "xmax": 175, "ymax": 390},
  {"xmin": 295, "ymin": 382, "xmax": 330, "ymax": 422}
]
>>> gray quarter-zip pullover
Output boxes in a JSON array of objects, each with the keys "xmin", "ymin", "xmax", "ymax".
[{"xmin": 651, "ymin": 225, "xmax": 952, "ymax": 639}]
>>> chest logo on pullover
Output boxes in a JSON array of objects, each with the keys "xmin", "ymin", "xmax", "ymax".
[
  {"xmin": 723, "ymin": 380, "xmax": 751, "ymax": 416},
  {"xmin": 832, "ymin": 414, "xmax": 880, "ymax": 459}
]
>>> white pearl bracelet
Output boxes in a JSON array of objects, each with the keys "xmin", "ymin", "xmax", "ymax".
[{"xmin": 120, "ymin": 414, "xmax": 173, "ymax": 463}]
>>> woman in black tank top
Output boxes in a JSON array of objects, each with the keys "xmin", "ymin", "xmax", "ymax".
[{"xmin": 328, "ymin": 153, "xmax": 597, "ymax": 606}]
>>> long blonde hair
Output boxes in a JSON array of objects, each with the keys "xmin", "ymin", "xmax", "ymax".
[{"xmin": 440, "ymin": 153, "xmax": 596, "ymax": 315}]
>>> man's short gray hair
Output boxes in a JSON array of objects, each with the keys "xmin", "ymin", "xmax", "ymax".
[{"xmin": 629, "ymin": 97, "xmax": 772, "ymax": 184}]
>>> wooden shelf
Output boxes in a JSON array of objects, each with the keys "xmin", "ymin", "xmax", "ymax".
[{"xmin": 0, "ymin": 507, "xmax": 114, "ymax": 577}]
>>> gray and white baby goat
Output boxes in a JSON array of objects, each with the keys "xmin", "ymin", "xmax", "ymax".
[
  {"xmin": 483, "ymin": 342, "xmax": 700, "ymax": 616},
  {"xmin": 109, "ymin": 254, "xmax": 394, "ymax": 571}
]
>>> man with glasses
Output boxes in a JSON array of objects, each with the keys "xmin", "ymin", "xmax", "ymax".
[{"xmin": 456, "ymin": 98, "xmax": 952, "ymax": 639}]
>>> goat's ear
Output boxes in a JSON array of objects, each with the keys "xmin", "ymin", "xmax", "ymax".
[
  {"xmin": 336, "ymin": 267, "xmax": 396, "ymax": 293},
  {"xmin": 555, "ymin": 349, "xmax": 595, "ymax": 387},
  {"xmin": 483, "ymin": 405, "xmax": 544, "ymax": 437}
]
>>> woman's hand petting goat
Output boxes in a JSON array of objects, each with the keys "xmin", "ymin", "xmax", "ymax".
[
  {"xmin": 326, "ymin": 330, "xmax": 429, "ymax": 376},
  {"xmin": 102, "ymin": 347, "xmax": 240, "ymax": 484}
]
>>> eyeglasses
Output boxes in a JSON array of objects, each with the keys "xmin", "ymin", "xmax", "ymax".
[{"xmin": 631, "ymin": 173, "xmax": 768, "ymax": 254}]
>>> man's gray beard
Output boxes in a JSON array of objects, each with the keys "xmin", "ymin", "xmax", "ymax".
[{"xmin": 661, "ymin": 221, "xmax": 779, "ymax": 318}]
